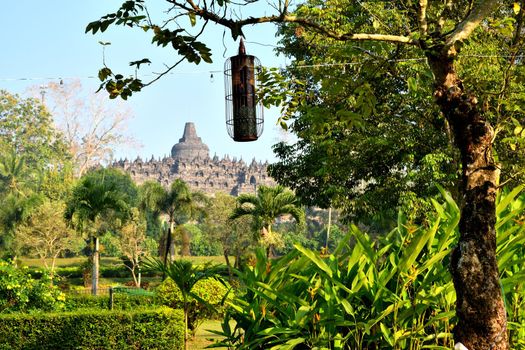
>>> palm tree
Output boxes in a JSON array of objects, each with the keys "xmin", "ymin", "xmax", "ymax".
[
  {"xmin": 140, "ymin": 179, "xmax": 207, "ymax": 265},
  {"xmin": 65, "ymin": 168, "xmax": 137, "ymax": 295},
  {"xmin": 230, "ymin": 185, "xmax": 304, "ymax": 257},
  {"xmin": 143, "ymin": 258, "xmax": 224, "ymax": 350}
]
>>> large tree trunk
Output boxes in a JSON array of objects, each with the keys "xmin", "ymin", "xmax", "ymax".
[{"xmin": 428, "ymin": 51, "xmax": 508, "ymax": 350}]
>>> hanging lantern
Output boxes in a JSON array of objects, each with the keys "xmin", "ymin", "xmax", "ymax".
[{"xmin": 224, "ymin": 39, "xmax": 264, "ymax": 142}]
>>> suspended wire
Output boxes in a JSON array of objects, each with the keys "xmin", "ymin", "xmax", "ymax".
[{"xmin": 0, "ymin": 54, "xmax": 523, "ymax": 83}]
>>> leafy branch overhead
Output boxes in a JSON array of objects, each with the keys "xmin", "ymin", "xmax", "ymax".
[
  {"xmin": 86, "ymin": 0, "xmax": 215, "ymax": 99},
  {"xmin": 86, "ymin": 0, "xmax": 430, "ymax": 100}
]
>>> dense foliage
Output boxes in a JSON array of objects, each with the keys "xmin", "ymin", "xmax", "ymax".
[
  {"xmin": 156, "ymin": 276, "xmax": 230, "ymax": 335},
  {"xmin": 144, "ymin": 258, "xmax": 226, "ymax": 349},
  {"xmin": 230, "ymin": 185, "xmax": 305, "ymax": 256},
  {"xmin": 213, "ymin": 187, "xmax": 525, "ymax": 349},
  {"xmin": 0, "ymin": 307, "xmax": 184, "ymax": 350},
  {"xmin": 0, "ymin": 260, "xmax": 65, "ymax": 313}
]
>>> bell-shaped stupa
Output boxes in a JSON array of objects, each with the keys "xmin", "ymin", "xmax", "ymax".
[{"xmin": 171, "ymin": 122, "xmax": 210, "ymax": 161}]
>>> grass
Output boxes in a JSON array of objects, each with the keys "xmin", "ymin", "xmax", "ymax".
[
  {"xmin": 189, "ymin": 319, "xmax": 230, "ymax": 349},
  {"xmin": 20, "ymin": 255, "xmax": 230, "ymax": 268}
]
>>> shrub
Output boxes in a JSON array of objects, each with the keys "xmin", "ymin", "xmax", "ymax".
[
  {"xmin": 0, "ymin": 307, "xmax": 184, "ymax": 350},
  {"xmin": 156, "ymin": 275, "xmax": 231, "ymax": 335},
  {"xmin": 0, "ymin": 260, "xmax": 65, "ymax": 313}
]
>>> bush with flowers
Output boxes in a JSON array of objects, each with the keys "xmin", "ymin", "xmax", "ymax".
[{"xmin": 0, "ymin": 259, "xmax": 65, "ymax": 313}]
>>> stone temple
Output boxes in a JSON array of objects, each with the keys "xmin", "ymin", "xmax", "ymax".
[{"xmin": 113, "ymin": 122, "xmax": 275, "ymax": 195}]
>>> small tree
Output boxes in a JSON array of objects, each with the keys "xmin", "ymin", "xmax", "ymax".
[
  {"xmin": 144, "ymin": 258, "xmax": 224, "ymax": 350},
  {"xmin": 15, "ymin": 200, "xmax": 83, "ymax": 280},
  {"xmin": 205, "ymin": 192, "xmax": 256, "ymax": 277},
  {"xmin": 117, "ymin": 207, "xmax": 149, "ymax": 287},
  {"xmin": 140, "ymin": 179, "xmax": 207, "ymax": 263}
]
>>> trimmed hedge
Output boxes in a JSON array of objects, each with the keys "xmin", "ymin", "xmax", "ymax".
[{"xmin": 0, "ymin": 307, "xmax": 183, "ymax": 350}]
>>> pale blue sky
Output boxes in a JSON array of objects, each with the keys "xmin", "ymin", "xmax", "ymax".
[{"xmin": 0, "ymin": 1, "xmax": 291, "ymax": 163}]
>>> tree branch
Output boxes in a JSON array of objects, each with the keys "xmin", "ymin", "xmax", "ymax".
[
  {"xmin": 418, "ymin": 0, "xmax": 428, "ymax": 36},
  {"xmin": 171, "ymin": 0, "xmax": 417, "ymax": 45},
  {"xmin": 445, "ymin": 0, "xmax": 499, "ymax": 50}
]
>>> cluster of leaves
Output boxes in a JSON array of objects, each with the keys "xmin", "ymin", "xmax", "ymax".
[
  {"xmin": 0, "ymin": 260, "xmax": 65, "ymax": 313},
  {"xmin": 230, "ymin": 185, "xmax": 305, "ymax": 256},
  {"xmin": 86, "ymin": 0, "xmax": 215, "ymax": 99},
  {"xmin": 213, "ymin": 186, "xmax": 525, "ymax": 349}
]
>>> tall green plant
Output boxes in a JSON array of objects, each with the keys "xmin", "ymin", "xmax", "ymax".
[
  {"xmin": 496, "ymin": 185, "xmax": 525, "ymax": 349},
  {"xmin": 213, "ymin": 187, "xmax": 525, "ymax": 349}
]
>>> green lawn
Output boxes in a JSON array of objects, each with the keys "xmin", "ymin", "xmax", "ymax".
[
  {"xmin": 189, "ymin": 319, "xmax": 230, "ymax": 349},
  {"xmin": 20, "ymin": 256, "xmax": 230, "ymax": 268}
]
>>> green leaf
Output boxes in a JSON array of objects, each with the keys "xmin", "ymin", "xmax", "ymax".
[
  {"xmin": 98, "ymin": 68, "xmax": 112, "ymax": 82},
  {"xmin": 398, "ymin": 225, "xmax": 433, "ymax": 273},
  {"xmin": 350, "ymin": 224, "xmax": 376, "ymax": 262},
  {"xmin": 407, "ymin": 76, "xmax": 417, "ymax": 93},
  {"xmin": 129, "ymin": 58, "xmax": 151, "ymax": 69},
  {"xmin": 497, "ymin": 185, "xmax": 525, "ymax": 215},
  {"xmin": 271, "ymin": 338, "xmax": 306, "ymax": 350},
  {"xmin": 188, "ymin": 12, "xmax": 196, "ymax": 26},
  {"xmin": 380, "ymin": 323, "xmax": 394, "ymax": 346},
  {"xmin": 294, "ymin": 244, "xmax": 332, "ymax": 278}
]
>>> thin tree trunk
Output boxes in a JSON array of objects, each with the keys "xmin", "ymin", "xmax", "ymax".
[
  {"xmin": 223, "ymin": 248, "xmax": 233, "ymax": 281},
  {"xmin": 162, "ymin": 226, "xmax": 172, "ymax": 281},
  {"xmin": 49, "ymin": 253, "xmax": 60, "ymax": 286},
  {"xmin": 169, "ymin": 221, "xmax": 176, "ymax": 260},
  {"xmin": 325, "ymin": 207, "xmax": 332, "ymax": 250},
  {"xmin": 428, "ymin": 50, "xmax": 508, "ymax": 350},
  {"xmin": 184, "ymin": 302, "xmax": 189, "ymax": 350},
  {"xmin": 181, "ymin": 226, "xmax": 191, "ymax": 256},
  {"xmin": 92, "ymin": 236, "xmax": 99, "ymax": 296}
]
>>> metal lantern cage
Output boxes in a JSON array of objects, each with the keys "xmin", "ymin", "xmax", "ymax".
[{"xmin": 224, "ymin": 39, "xmax": 264, "ymax": 142}]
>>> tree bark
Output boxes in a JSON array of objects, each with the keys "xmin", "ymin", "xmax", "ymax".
[
  {"xmin": 162, "ymin": 226, "xmax": 172, "ymax": 281},
  {"xmin": 223, "ymin": 249, "xmax": 233, "ymax": 281},
  {"xmin": 92, "ymin": 236, "xmax": 99, "ymax": 296},
  {"xmin": 428, "ymin": 50, "xmax": 508, "ymax": 350},
  {"xmin": 181, "ymin": 226, "xmax": 191, "ymax": 256}
]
